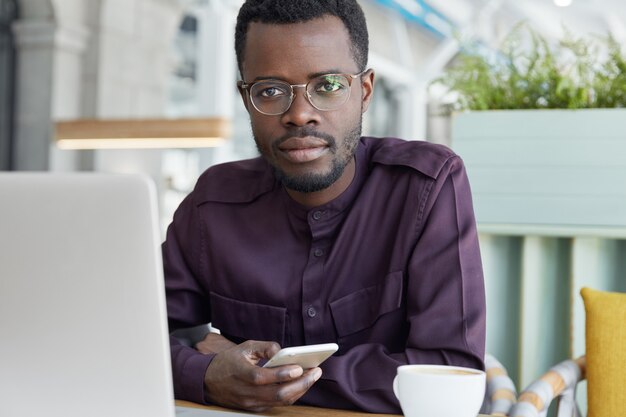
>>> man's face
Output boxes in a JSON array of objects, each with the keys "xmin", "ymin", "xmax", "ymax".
[{"xmin": 240, "ymin": 16, "xmax": 374, "ymax": 193}]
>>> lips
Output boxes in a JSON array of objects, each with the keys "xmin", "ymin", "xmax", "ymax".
[{"xmin": 277, "ymin": 137, "xmax": 330, "ymax": 163}]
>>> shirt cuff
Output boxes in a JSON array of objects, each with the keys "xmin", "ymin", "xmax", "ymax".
[{"xmin": 173, "ymin": 347, "xmax": 216, "ymax": 405}]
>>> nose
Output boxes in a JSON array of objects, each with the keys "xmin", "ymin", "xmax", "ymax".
[{"xmin": 280, "ymin": 86, "xmax": 321, "ymax": 127}]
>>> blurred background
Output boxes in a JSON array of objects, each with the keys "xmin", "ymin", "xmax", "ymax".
[{"xmin": 2, "ymin": 0, "xmax": 626, "ymax": 414}]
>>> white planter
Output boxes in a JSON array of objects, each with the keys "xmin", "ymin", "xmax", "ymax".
[{"xmin": 451, "ymin": 109, "xmax": 626, "ymax": 236}]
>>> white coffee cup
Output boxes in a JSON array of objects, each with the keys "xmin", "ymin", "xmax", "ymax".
[{"xmin": 393, "ymin": 364, "xmax": 486, "ymax": 417}]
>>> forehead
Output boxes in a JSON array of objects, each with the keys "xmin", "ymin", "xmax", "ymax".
[{"xmin": 242, "ymin": 15, "xmax": 357, "ymax": 80}]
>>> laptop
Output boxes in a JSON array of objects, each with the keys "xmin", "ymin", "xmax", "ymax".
[{"xmin": 0, "ymin": 173, "xmax": 259, "ymax": 417}]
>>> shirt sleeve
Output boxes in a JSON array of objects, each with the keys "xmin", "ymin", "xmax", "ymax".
[
  {"xmin": 302, "ymin": 156, "xmax": 486, "ymax": 413},
  {"xmin": 162, "ymin": 191, "xmax": 215, "ymax": 404}
]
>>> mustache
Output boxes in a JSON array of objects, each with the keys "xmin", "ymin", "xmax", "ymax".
[{"xmin": 273, "ymin": 127, "xmax": 337, "ymax": 150}]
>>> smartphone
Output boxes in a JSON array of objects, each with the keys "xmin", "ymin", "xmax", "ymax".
[{"xmin": 262, "ymin": 342, "xmax": 339, "ymax": 369}]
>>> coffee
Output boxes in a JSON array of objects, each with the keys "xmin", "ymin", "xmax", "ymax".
[{"xmin": 406, "ymin": 368, "xmax": 478, "ymax": 376}]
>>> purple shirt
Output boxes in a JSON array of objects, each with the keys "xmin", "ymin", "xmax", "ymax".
[{"xmin": 163, "ymin": 137, "xmax": 485, "ymax": 413}]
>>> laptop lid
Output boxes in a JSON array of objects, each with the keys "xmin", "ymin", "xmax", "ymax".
[{"xmin": 0, "ymin": 173, "xmax": 175, "ymax": 417}]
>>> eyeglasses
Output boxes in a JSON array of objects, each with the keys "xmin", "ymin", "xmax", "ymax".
[{"xmin": 238, "ymin": 70, "xmax": 367, "ymax": 116}]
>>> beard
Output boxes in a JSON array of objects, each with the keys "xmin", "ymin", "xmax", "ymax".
[{"xmin": 254, "ymin": 117, "xmax": 362, "ymax": 194}]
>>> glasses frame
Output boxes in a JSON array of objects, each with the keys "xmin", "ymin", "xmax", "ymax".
[{"xmin": 238, "ymin": 70, "xmax": 368, "ymax": 116}]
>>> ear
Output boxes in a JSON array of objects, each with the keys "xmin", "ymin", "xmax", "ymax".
[
  {"xmin": 237, "ymin": 81, "xmax": 251, "ymax": 113},
  {"xmin": 359, "ymin": 69, "xmax": 375, "ymax": 113}
]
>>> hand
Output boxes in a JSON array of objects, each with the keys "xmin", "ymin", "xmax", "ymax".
[
  {"xmin": 204, "ymin": 340, "xmax": 323, "ymax": 412},
  {"xmin": 195, "ymin": 332, "xmax": 236, "ymax": 354}
]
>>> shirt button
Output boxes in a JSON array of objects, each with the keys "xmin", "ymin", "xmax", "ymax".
[
  {"xmin": 312, "ymin": 211, "xmax": 323, "ymax": 220},
  {"xmin": 307, "ymin": 307, "xmax": 317, "ymax": 318},
  {"xmin": 313, "ymin": 248, "xmax": 324, "ymax": 257}
]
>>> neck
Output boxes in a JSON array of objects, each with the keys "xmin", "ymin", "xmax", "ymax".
[{"xmin": 286, "ymin": 157, "xmax": 356, "ymax": 208}]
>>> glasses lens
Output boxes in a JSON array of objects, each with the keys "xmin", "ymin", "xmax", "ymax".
[
  {"xmin": 249, "ymin": 81, "xmax": 292, "ymax": 115},
  {"xmin": 307, "ymin": 74, "xmax": 351, "ymax": 111}
]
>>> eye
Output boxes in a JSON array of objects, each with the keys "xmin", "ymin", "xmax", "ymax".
[
  {"xmin": 315, "ymin": 76, "xmax": 346, "ymax": 94},
  {"xmin": 254, "ymin": 83, "xmax": 289, "ymax": 99},
  {"xmin": 261, "ymin": 87, "xmax": 284, "ymax": 97}
]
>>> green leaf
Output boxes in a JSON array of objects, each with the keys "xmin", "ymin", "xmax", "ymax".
[{"xmin": 431, "ymin": 23, "xmax": 626, "ymax": 110}]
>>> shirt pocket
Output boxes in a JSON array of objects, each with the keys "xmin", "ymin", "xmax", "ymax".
[
  {"xmin": 210, "ymin": 292, "xmax": 287, "ymax": 345},
  {"xmin": 329, "ymin": 270, "xmax": 404, "ymax": 338}
]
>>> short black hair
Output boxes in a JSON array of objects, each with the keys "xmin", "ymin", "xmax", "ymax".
[{"xmin": 235, "ymin": 0, "xmax": 369, "ymax": 75}]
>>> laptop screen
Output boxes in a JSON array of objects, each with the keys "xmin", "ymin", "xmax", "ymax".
[{"xmin": 0, "ymin": 173, "xmax": 175, "ymax": 417}]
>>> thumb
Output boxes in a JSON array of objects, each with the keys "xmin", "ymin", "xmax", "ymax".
[{"xmin": 240, "ymin": 340, "xmax": 281, "ymax": 362}]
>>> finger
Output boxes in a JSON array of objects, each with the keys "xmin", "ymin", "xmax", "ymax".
[
  {"xmin": 232, "ymin": 368, "xmax": 322, "ymax": 411},
  {"xmin": 266, "ymin": 364, "xmax": 304, "ymax": 382},
  {"xmin": 239, "ymin": 363, "xmax": 302, "ymax": 386},
  {"xmin": 269, "ymin": 367, "xmax": 323, "ymax": 406}
]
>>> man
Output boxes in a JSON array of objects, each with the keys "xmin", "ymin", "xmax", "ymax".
[{"xmin": 164, "ymin": 0, "xmax": 485, "ymax": 413}]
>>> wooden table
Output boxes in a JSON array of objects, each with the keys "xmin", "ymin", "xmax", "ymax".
[{"xmin": 176, "ymin": 400, "xmax": 493, "ymax": 417}]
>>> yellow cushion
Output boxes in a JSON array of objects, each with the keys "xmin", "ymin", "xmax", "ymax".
[{"xmin": 581, "ymin": 287, "xmax": 626, "ymax": 417}]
